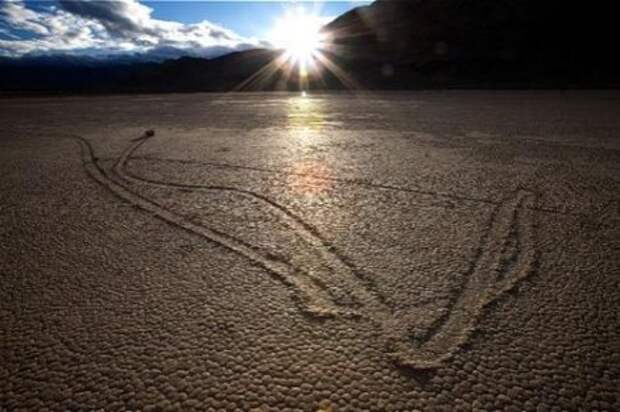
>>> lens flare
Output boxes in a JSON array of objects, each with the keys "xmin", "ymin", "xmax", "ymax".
[
  {"xmin": 270, "ymin": 8, "xmax": 325, "ymax": 76},
  {"xmin": 235, "ymin": 6, "xmax": 359, "ymax": 92}
]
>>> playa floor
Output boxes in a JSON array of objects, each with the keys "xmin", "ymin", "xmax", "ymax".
[{"xmin": 1, "ymin": 91, "xmax": 619, "ymax": 411}]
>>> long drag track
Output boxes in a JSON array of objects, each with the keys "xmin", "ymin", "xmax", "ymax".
[{"xmin": 1, "ymin": 92, "xmax": 619, "ymax": 411}]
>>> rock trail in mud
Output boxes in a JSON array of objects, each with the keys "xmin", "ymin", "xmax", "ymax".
[{"xmin": 74, "ymin": 134, "xmax": 539, "ymax": 369}]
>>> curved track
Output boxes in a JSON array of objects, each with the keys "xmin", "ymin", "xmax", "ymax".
[{"xmin": 73, "ymin": 134, "xmax": 539, "ymax": 370}]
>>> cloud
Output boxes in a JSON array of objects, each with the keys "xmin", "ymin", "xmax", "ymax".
[
  {"xmin": 1, "ymin": 1, "xmax": 51, "ymax": 35},
  {"xmin": 0, "ymin": 0, "xmax": 261, "ymax": 60},
  {"xmin": 58, "ymin": 0, "xmax": 153, "ymax": 36}
]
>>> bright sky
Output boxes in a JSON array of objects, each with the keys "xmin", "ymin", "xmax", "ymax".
[
  {"xmin": 0, "ymin": 1, "xmax": 372, "ymax": 60},
  {"xmin": 146, "ymin": 1, "xmax": 370, "ymax": 38}
]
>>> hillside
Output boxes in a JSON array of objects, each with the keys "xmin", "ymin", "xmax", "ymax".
[{"xmin": 322, "ymin": 0, "xmax": 619, "ymax": 87}]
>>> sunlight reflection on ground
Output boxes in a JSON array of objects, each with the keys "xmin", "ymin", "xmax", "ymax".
[{"xmin": 286, "ymin": 95, "xmax": 333, "ymax": 197}]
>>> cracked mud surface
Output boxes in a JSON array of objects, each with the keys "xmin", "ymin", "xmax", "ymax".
[{"xmin": 1, "ymin": 91, "xmax": 619, "ymax": 411}]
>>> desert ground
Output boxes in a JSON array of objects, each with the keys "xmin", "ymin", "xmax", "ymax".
[{"xmin": 1, "ymin": 91, "xmax": 619, "ymax": 411}]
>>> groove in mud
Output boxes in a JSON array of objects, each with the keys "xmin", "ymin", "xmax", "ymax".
[
  {"xmin": 73, "ymin": 135, "xmax": 540, "ymax": 371},
  {"xmin": 72, "ymin": 135, "xmax": 362, "ymax": 319},
  {"xmin": 390, "ymin": 190, "xmax": 537, "ymax": 369},
  {"xmin": 115, "ymin": 137, "xmax": 392, "ymax": 319}
]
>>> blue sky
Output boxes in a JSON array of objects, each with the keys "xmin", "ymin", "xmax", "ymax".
[
  {"xmin": 0, "ymin": 1, "xmax": 372, "ymax": 60},
  {"xmin": 146, "ymin": 2, "xmax": 369, "ymax": 38}
]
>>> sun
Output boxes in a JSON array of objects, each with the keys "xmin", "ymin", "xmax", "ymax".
[{"xmin": 270, "ymin": 8, "xmax": 326, "ymax": 76}]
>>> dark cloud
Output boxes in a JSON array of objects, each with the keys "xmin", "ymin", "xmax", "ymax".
[{"xmin": 58, "ymin": 0, "xmax": 145, "ymax": 35}]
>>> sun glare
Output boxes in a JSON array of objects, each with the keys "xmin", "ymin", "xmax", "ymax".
[
  {"xmin": 237, "ymin": 6, "xmax": 356, "ymax": 92},
  {"xmin": 270, "ymin": 8, "xmax": 325, "ymax": 76}
]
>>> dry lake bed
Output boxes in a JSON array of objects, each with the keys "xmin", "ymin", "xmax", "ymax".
[{"xmin": 1, "ymin": 91, "xmax": 619, "ymax": 411}]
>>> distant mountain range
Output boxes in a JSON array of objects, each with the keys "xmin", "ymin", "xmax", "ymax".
[
  {"xmin": 1, "ymin": 0, "xmax": 618, "ymax": 94},
  {"xmin": 0, "ymin": 50, "xmax": 282, "ymax": 94}
]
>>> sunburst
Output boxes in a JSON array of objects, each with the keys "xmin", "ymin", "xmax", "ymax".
[
  {"xmin": 269, "ymin": 8, "xmax": 325, "ymax": 78},
  {"xmin": 235, "ymin": 6, "xmax": 359, "ymax": 92}
]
